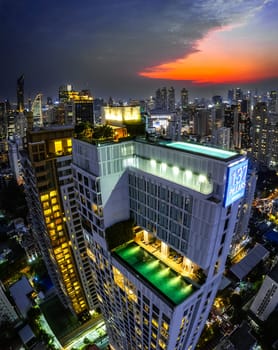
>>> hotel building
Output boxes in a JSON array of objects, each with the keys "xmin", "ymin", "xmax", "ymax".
[
  {"xmin": 72, "ymin": 136, "xmax": 249, "ymax": 349},
  {"xmin": 21, "ymin": 125, "xmax": 97, "ymax": 316}
]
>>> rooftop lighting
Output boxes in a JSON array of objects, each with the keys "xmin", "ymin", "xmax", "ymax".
[
  {"xmin": 198, "ymin": 174, "xmax": 207, "ymax": 183},
  {"xmin": 173, "ymin": 166, "xmax": 179, "ymax": 175},
  {"xmin": 185, "ymin": 170, "xmax": 192, "ymax": 179}
]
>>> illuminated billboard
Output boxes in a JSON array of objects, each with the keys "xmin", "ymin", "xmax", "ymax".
[
  {"xmin": 103, "ymin": 106, "xmax": 141, "ymax": 124},
  {"xmin": 224, "ymin": 159, "xmax": 248, "ymax": 207}
]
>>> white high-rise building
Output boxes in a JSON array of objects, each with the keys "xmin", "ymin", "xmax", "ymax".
[{"xmin": 72, "ymin": 136, "xmax": 249, "ymax": 350}]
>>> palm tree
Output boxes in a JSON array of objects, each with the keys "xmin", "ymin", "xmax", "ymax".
[{"xmin": 92, "ymin": 124, "xmax": 113, "ymax": 140}]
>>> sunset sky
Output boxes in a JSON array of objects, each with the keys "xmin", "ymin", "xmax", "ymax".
[{"xmin": 0, "ymin": 0, "xmax": 277, "ymax": 102}]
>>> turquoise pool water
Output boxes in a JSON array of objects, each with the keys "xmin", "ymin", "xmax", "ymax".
[{"xmin": 164, "ymin": 141, "xmax": 237, "ymax": 160}]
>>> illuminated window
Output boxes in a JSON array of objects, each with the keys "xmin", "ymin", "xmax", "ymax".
[
  {"xmin": 52, "ymin": 205, "xmax": 59, "ymax": 212},
  {"xmin": 49, "ymin": 230, "xmax": 56, "ymax": 237},
  {"xmin": 44, "ymin": 209, "xmax": 52, "ymax": 216},
  {"xmin": 152, "ymin": 318, "xmax": 158, "ymax": 328},
  {"xmin": 113, "ymin": 266, "xmax": 125, "ymax": 290},
  {"xmin": 40, "ymin": 194, "xmax": 49, "ymax": 201},
  {"xmin": 50, "ymin": 190, "xmax": 57, "ymax": 197},
  {"xmin": 43, "ymin": 202, "xmax": 49, "ymax": 209},
  {"xmin": 54, "ymin": 140, "xmax": 63, "ymax": 154},
  {"xmin": 159, "ymin": 339, "xmax": 166, "ymax": 349}
]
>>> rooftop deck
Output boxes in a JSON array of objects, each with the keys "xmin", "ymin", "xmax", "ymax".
[{"xmin": 113, "ymin": 242, "xmax": 197, "ymax": 305}]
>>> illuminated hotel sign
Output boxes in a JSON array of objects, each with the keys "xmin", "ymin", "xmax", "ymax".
[
  {"xmin": 224, "ymin": 159, "xmax": 248, "ymax": 207},
  {"xmin": 104, "ymin": 106, "xmax": 141, "ymax": 124}
]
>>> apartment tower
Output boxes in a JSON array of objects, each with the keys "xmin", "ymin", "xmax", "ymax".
[
  {"xmin": 21, "ymin": 124, "xmax": 97, "ymax": 316},
  {"xmin": 72, "ymin": 136, "xmax": 249, "ymax": 349}
]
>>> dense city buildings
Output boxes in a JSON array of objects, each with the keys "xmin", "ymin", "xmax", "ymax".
[
  {"xmin": 0, "ymin": 81, "xmax": 277, "ymax": 349},
  {"xmin": 57, "ymin": 85, "xmax": 94, "ymax": 125},
  {"xmin": 72, "ymin": 131, "xmax": 250, "ymax": 349}
]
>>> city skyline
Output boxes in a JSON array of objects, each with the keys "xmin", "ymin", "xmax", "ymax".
[{"xmin": 1, "ymin": 0, "xmax": 278, "ymax": 102}]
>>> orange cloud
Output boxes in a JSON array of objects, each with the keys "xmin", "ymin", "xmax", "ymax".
[{"xmin": 139, "ymin": 27, "xmax": 278, "ymax": 84}]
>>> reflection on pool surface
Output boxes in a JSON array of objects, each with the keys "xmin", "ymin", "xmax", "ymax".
[{"xmin": 114, "ymin": 242, "xmax": 197, "ymax": 305}]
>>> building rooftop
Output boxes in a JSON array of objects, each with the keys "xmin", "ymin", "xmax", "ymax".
[
  {"xmin": 9, "ymin": 276, "xmax": 33, "ymax": 318},
  {"xmin": 229, "ymin": 321, "xmax": 257, "ymax": 350},
  {"xmin": 230, "ymin": 244, "xmax": 269, "ymax": 281},
  {"xmin": 161, "ymin": 141, "xmax": 238, "ymax": 160},
  {"xmin": 113, "ymin": 241, "xmax": 197, "ymax": 306},
  {"xmin": 269, "ymin": 262, "xmax": 278, "ymax": 283}
]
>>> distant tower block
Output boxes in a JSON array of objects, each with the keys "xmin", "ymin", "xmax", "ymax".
[
  {"xmin": 31, "ymin": 94, "xmax": 43, "ymax": 127},
  {"xmin": 17, "ymin": 74, "xmax": 24, "ymax": 113}
]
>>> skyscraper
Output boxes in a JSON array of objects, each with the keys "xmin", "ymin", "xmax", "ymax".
[
  {"xmin": 31, "ymin": 93, "xmax": 43, "ymax": 127},
  {"xmin": 21, "ymin": 124, "xmax": 97, "ymax": 316},
  {"xmin": 181, "ymin": 88, "xmax": 189, "ymax": 110},
  {"xmin": 268, "ymin": 90, "xmax": 277, "ymax": 113},
  {"xmin": 17, "ymin": 75, "xmax": 24, "ymax": 113},
  {"xmin": 168, "ymin": 87, "xmax": 175, "ymax": 112},
  {"xmin": 161, "ymin": 87, "xmax": 167, "ymax": 112},
  {"xmin": 155, "ymin": 88, "xmax": 162, "ymax": 111},
  {"xmin": 72, "ymin": 135, "xmax": 249, "ymax": 349},
  {"xmin": 251, "ymin": 102, "xmax": 269, "ymax": 166},
  {"xmin": 57, "ymin": 85, "xmax": 94, "ymax": 125}
]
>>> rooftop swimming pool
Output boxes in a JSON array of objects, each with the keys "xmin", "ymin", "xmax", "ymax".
[
  {"xmin": 114, "ymin": 242, "xmax": 197, "ymax": 305},
  {"xmin": 163, "ymin": 141, "xmax": 238, "ymax": 160}
]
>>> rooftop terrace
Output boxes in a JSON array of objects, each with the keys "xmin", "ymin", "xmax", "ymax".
[{"xmin": 113, "ymin": 242, "xmax": 197, "ymax": 305}]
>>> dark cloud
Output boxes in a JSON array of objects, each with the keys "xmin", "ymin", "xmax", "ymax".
[{"xmin": 0, "ymin": 0, "xmax": 275, "ymax": 101}]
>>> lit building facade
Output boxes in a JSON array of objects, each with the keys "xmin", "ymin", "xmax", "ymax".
[
  {"xmin": 21, "ymin": 125, "xmax": 97, "ymax": 316},
  {"xmin": 57, "ymin": 85, "xmax": 94, "ymax": 125},
  {"xmin": 72, "ymin": 136, "xmax": 249, "ymax": 350},
  {"xmin": 252, "ymin": 102, "xmax": 272, "ymax": 165}
]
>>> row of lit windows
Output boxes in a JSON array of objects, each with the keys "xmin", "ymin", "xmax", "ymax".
[{"xmin": 40, "ymin": 189, "xmax": 88, "ymax": 314}]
